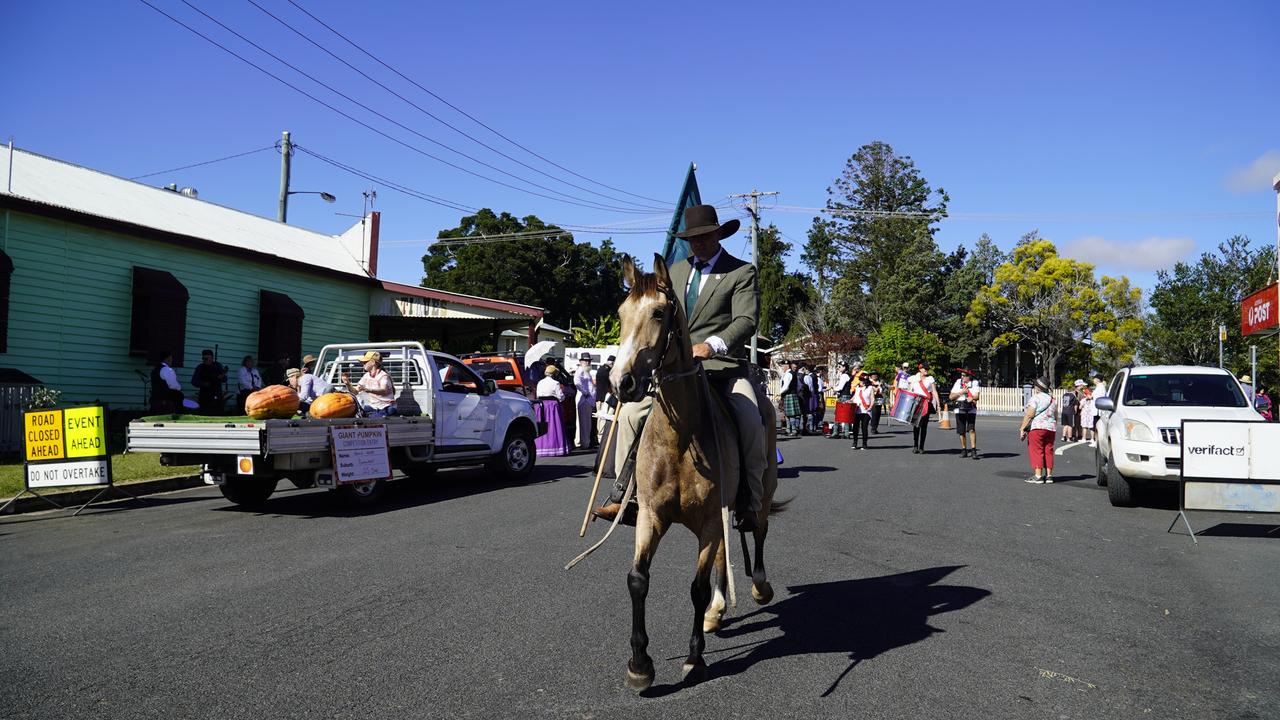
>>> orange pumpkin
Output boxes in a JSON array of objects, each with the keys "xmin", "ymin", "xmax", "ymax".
[
  {"xmin": 309, "ymin": 392, "xmax": 357, "ymax": 419},
  {"xmin": 245, "ymin": 385, "xmax": 300, "ymax": 419}
]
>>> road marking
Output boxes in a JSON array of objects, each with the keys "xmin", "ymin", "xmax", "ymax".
[
  {"xmin": 1037, "ymin": 668, "xmax": 1097, "ymax": 690},
  {"xmin": 1055, "ymin": 440, "xmax": 1087, "ymax": 456}
]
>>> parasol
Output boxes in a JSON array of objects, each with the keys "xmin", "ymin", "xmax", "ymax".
[{"xmin": 525, "ymin": 340, "xmax": 557, "ymax": 368}]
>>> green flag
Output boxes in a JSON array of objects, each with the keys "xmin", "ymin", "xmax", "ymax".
[{"xmin": 660, "ymin": 163, "xmax": 702, "ymax": 267}]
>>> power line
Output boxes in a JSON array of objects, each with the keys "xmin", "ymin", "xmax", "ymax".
[
  {"xmin": 771, "ymin": 204, "xmax": 1271, "ymax": 222},
  {"xmin": 245, "ymin": 0, "xmax": 666, "ymax": 213},
  {"xmin": 140, "ymin": 0, "xmax": 659, "ymax": 214},
  {"xmin": 283, "ymin": 0, "xmax": 671, "ymax": 207},
  {"xmin": 129, "ymin": 145, "xmax": 274, "ymax": 179}
]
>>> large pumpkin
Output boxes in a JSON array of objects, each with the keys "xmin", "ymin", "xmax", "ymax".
[
  {"xmin": 245, "ymin": 385, "xmax": 300, "ymax": 419},
  {"xmin": 309, "ymin": 392, "xmax": 357, "ymax": 419}
]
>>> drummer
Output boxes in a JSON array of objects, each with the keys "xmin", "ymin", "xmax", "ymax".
[
  {"xmin": 830, "ymin": 362, "xmax": 854, "ymax": 439},
  {"xmin": 907, "ymin": 363, "xmax": 942, "ymax": 454}
]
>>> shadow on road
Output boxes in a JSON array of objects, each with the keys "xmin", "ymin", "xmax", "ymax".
[
  {"xmin": 216, "ymin": 462, "xmax": 589, "ymax": 519},
  {"xmin": 1197, "ymin": 522, "xmax": 1280, "ymax": 539},
  {"xmin": 778, "ymin": 465, "xmax": 837, "ymax": 479},
  {"xmin": 643, "ymin": 565, "xmax": 991, "ymax": 698}
]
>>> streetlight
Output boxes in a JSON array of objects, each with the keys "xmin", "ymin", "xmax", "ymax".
[{"xmin": 288, "ymin": 190, "xmax": 336, "ymax": 203}]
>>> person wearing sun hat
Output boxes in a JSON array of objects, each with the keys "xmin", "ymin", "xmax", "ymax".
[
  {"xmin": 1020, "ymin": 377, "xmax": 1058, "ymax": 484},
  {"xmin": 341, "ymin": 350, "xmax": 397, "ymax": 418},
  {"xmin": 1239, "ymin": 374, "xmax": 1255, "ymax": 403}
]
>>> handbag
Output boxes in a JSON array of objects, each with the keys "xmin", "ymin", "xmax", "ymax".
[{"xmin": 1021, "ymin": 396, "xmax": 1054, "ymax": 434}]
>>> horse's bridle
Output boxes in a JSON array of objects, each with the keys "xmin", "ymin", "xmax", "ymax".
[{"xmin": 645, "ymin": 283, "xmax": 700, "ymax": 392}]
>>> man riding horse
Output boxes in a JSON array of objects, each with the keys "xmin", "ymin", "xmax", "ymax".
[{"xmin": 593, "ymin": 204, "xmax": 766, "ymax": 532}]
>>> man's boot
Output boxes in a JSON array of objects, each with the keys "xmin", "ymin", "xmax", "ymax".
[{"xmin": 592, "ymin": 456, "xmax": 637, "ymax": 525}]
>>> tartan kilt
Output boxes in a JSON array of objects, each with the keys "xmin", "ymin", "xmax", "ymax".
[{"xmin": 783, "ymin": 392, "xmax": 803, "ymax": 418}]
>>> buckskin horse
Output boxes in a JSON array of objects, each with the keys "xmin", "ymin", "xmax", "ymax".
[{"xmin": 610, "ymin": 254, "xmax": 781, "ymax": 690}]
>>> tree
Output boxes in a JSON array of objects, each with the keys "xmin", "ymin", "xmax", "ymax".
[
  {"xmin": 571, "ymin": 316, "xmax": 620, "ymax": 347},
  {"xmin": 422, "ymin": 209, "xmax": 629, "ymax": 327},
  {"xmin": 967, "ymin": 238, "xmax": 1110, "ymax": 386},
  {"xmin": 1142, "ymin": 235, "xmax": 1277, "ymax": 387},
  {"xmin": 862, "ymin": 321, "xmax": 948, "ymax": 379},
  {"xmin": 755, "ymin": 225, "xmax": 816, "ymax": 342},
  {"xmin": 1092, "ymin": 275, "xmax": 1144, "ymax": 375},
  {"xmin": 801, "ymin": 217, "xmax": 841, "ymax": 301},
  {"xmin": 819, "ymin": 141, "xmax": 950, "ymax": 333}
]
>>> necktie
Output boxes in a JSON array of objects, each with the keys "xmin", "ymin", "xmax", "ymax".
[{"xmin": 686, "ymin": 260, "xmax": 708, "ymax": 315}]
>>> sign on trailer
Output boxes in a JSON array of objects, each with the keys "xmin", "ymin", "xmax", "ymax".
[
  {"xmin": 1176, "ymin": 420, "xmax": 1280, "ymax": 540},
  {"xmin": 329, "ymin": 425, "xmax": 391, "ymax": 484}
]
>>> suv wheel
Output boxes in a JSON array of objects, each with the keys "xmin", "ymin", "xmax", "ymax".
[
  {"xmin": 1104, "ymin": 451, "xmax": 1137, "ymax": 507},
  {"xmin": 1095, "ymin": 447, "xmax": 1107, "ymax": 486}
]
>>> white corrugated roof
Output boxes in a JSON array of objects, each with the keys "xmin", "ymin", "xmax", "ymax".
[{"xmin": 0, "ymin": 146, "xmax": 371, "ymax": 278}]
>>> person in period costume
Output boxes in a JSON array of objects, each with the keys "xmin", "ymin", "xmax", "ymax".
[
  {"xmin": 779, "ymin": 360, "xmax": 802, "ymax": 436},
  {"xmin": 950, "ymin": 368, "xmax": 982, "ymax": 459},
  {"xmin": 574, "ymin": 356, "xmax": 597, "ymax": 450},
  {"xmin": 594, "ymin": 204, "xmax": 766, "ymax": 531},
  {"xmin": 908, "ymin": 363, "xmax": 942, "ymax": 453},
  {"xmin": 190, "ymin": 348, "xmax": 227, "ymax": 415}
]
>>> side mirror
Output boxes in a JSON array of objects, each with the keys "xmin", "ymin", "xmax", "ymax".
[
  {"xmin": 484, "ymin": 379, "xmax": 498, "ymax": 395},
  {"xmin": 1094, "ymin": 397, "xmax": 1115, "ymax": 412}
]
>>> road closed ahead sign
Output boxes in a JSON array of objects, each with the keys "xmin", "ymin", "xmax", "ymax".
[{"xmin": 23, "ymin": 406, "xmax": 111, "ymax": 489}]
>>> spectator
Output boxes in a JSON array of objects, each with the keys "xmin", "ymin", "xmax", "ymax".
[
  {"xmin": 1239, "ymin": 375, "xmax": 1255, "ymax": 403},
  {"xmin": 575, "ymin": 356, "xmax": 597, "ymax": 450},
  {"xmin": 869, "ymin": 371, "xmax": 885, "ymax": 434},
  {"xmin": 1020, "ymin": 377, "xmax": 1057, "ymax": 484},
  {"xmin": 908, "ymin": 363, "xmax": 942, "ymax": 454},
  {"xmin": 190, "ymin": 348, "xmax": 227, "ymax": 415},
  {"xmin": 811, "ymin": 365, "xmax": 827, "ymax": 434},
  {"xmin": 341, "ymin": 350, "xmax": 397, "ymax": 418},
  {"xmin": 949, "ymin": 368, "xmax": 981, "ymax": 459},
  {"xmin": 800, "ymin": 364, "xmax": 819, "ymax": 434},
  {"xmin": 236, "ymin": 355, "xmax": 262, "ymax": 414},
  {"xmin": 295, "ymin": 363, "xmax": 333, "ymax": 413},
  {"xmin": 1077, "ymin": 379, "xmax": 1096, "ymax": 447},
  {"xmin": 1091, "ymin": 374, "xmax": 1108, "ymax": 398},
  {"xmin": 850, "ymin": 375, "xmax": 875, "ymax": 450},
  {"xmin": 1060, "ymin": 386, "xmax": 1078, "ymax": 443},
  {"xmin": 149, "ymin": 350, "xmax": 184, "ymax": 413}
]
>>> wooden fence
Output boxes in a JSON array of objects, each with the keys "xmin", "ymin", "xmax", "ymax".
[{"xmin": 0, "ymin": 385, "xmax": 39, "ymax": 453}]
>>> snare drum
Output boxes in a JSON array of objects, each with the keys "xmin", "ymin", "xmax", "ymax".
[
  {"xmin": 834, "ymin": 401, "xmax": 855, "ymax": 423},
  {"xmin": 890, "ymin": 391, "xmax": 925, "ymax": 423}
]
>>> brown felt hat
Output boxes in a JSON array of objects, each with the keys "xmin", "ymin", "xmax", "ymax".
[{"xmin": 675, "ymin": 205, "xmax": 740, "ymax": 241}]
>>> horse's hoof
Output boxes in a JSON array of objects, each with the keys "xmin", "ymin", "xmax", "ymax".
[
  {"xmin": 682, "ymin": 660, "xmax": 709, "ymax": 685},
  {"xmin": 702, "ymin": 615, "xmax": 722, "ymax": 633},
  {"xmin": 752, "ymin": 581, "xmax": 774, "ymax": 606},
  {"xmin": 626, "ymin": 668, "xmax": 654, "ymax": 692}
]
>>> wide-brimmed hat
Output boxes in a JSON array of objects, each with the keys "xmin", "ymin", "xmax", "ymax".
[
  {"xmin": 302, "ymin": 354, "xmax": 317, "ymax": 366},
  {"xmin": 901, "ymin": 362, "xmax": 910, "ymax": 368},
  {"xmin": 675, "ymin": 205, "xmax": 741, "ymax": 241},
  {"xmin": 1033, "ymin": 377, "xmax": 1051, "ymax": 392},
  {"xmin": 285, "ymin": 367, "xmax": 301, "ymax": 379},
  {"xmin": 1073, "ymin": 379, "xmax": 1086, "ymax": 387},
  {"xmin": 956, "ymin": 367, "xmax": 974, "ymax": 376},
  {"xmin": 1240, "ymin": 375, "xmax": 1253, "ymax": 384},
  {"xmin": 359, "ymin": 351, "xmax": 382, "ymax": 363}
]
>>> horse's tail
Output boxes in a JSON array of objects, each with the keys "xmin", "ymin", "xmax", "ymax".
[{"xmin": 767, "ymin": 496, "xmax": 794, "ymax": 515}]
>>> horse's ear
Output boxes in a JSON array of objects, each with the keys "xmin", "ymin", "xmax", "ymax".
[
  {"xmin": 653, "ymin": 253, "xmax": 671, "ymax": 291},
  {"xmin": 621, "ymin": 255, "xmax": 637, "ymax": 289}
]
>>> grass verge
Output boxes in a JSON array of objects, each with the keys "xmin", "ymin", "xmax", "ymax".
[{"xmin": 1, "ymin": 453, "xmax": 198, "ymax": 499}]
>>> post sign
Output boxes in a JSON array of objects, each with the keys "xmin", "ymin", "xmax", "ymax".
[
  {"xmin": 329, "ymin": 425, "xmax": 391, "ymax": 484},
  {"xmin": 23, "ymin": 406, "xmax": 111, "ymax": 489},
  {"xmin": 1178, "ymin": 420, "xmax": 1280, "ymax": 532},
  {"xmin": 1240, "ymin": 283, "xmax": 1279, "ymax": 337}
]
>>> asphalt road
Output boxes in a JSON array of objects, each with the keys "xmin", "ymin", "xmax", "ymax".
[{"xmin": 2, "ymin": 415, "xmax": 1278, "ymax": 720}]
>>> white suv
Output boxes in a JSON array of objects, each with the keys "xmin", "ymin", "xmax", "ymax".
[{"xmin": 1094, "ymin": 365, "xmax": 1261, "ymax": 506}]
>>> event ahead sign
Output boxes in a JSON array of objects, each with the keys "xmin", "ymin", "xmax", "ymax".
[{"xmin": 24, "ymin": 406, "xmax": 111, "ymax": 489}]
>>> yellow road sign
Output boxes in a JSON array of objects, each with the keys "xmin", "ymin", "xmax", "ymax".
[{"xmin": 24, "ymin": 409, "xmax": 65, "ymax": 462}]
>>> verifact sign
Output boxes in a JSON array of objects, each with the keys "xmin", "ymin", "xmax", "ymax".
[{"xmin": 1241, "ymin": 283, "xmax": 1279, "ymax": 337}]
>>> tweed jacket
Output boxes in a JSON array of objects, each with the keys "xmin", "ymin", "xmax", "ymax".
[{"xmin": 669, "ymin": 250, "xmax": 759, "ymax": 372}]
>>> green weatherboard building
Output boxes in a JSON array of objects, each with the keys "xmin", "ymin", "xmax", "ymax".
[{"xmin": 0, "ymin": 147, "xmax": 542, "ymax": 413}]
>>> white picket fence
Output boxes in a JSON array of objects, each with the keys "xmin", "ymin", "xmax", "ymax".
[{"xmin": 769, "ymin": 385, "xmax": 1072, "ymax": 417}]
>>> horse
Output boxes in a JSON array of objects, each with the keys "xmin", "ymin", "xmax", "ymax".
[{"xmin": 610, "ymin": 254, "xmax": 780, "ymax": 690}]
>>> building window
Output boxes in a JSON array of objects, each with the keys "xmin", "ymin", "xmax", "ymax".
[
  {"xmin": 0, "ymin": 249, "xmax": 11, "ymax": 353},
  {"xmin": 129, "ymin": 266, "xmax": 189, "ymax": 366},
  {"xmin": 258, "ymin": 290, "xmax": 304, "ymax": 368}
]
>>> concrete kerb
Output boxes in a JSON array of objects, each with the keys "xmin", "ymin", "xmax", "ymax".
[{"xmin": 0, "ymin": 474, "xmax": 206, "ymax": 516}]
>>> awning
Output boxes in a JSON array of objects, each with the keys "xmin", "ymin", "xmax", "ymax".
[
  {"xmin": 130, "ymin": 266, "xmax": 189, "ymax": 364},
  {"xmin": 259, "ymin": 290, "xmax": 305, "ymax": 365}
]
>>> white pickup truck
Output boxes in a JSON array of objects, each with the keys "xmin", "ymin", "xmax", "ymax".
[
  {"xmin": 1094, "ymin": 364, "xmax": 1261, "ymax": 507},
  {"xmin": 127, "ymin": 342, "xmax": 541, "ymax": 507}
]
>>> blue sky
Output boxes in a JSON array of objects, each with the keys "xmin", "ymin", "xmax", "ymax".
[{"xmin": 3, "ymin": 0, "xmax": 1278, "ymax": 293}]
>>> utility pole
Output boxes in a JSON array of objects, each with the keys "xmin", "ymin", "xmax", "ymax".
[
  {"xmin": 1219, "ymin": 323, "xmax": 1226, "ymax": 368},
  {"xmin": 277, "ymin": 130, "xmax": 292, "ymax": 223},
  {"xmin": 728, "ymin": 189, "xmax": 779, "ymax": 366}
]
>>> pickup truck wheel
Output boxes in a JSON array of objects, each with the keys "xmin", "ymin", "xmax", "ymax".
[
  {"xmin": 489, "ymin": 427, "xmax": 536, "ymax": 481},
  {"xmin": 220, "ymin": 477, "xmax": 276, "ymax": 507},
  {"xmin": 1095, "ymin": 447, "xmax": 1107, "ymax": 486},
  {"xmin": 1105, "ymin": 451, "xmax": 1137, "ymax": 507},
  {"xmin": 337, "ymin": 479, "xmax": 386, "ymax": 506}
]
